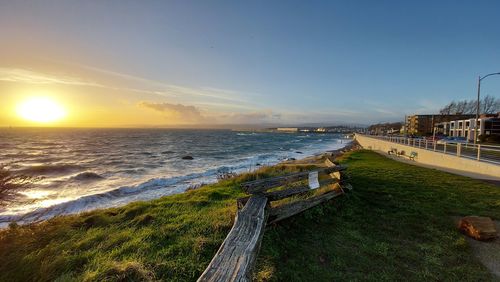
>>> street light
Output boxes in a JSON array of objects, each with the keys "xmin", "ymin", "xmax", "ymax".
[{"xmin": 474, "ymin": 72, "xmax": 500, "ymax": 144}]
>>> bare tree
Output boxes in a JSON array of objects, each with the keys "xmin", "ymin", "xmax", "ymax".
[
  {"xmin": 439, "ymin": 101, "xmax": 455, "ymax": 115},
  {"xmin": 439, "ymin": 96, "xmax": 499, "ymax": 115},
  {"xmin": 464, "ymin": 100, "xmax": 476, "ymax": 114},
  {"xmin": 0, "ymin": 166, "xmax": 39, "ymax": 206},
  {"xmin": 455, "ymin": 100, "xmax": 468, "ymax": 114},
  {"xmin": 481, "ymin": 95, "xmax": 500, "ymax": 114}
]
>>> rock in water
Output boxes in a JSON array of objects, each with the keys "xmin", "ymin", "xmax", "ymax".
[
  {"xmin": 458, "ymin": 216, "xmax": 498, "ymax": 241},
  {"xmin": 182, "ymin": 156, "xmax": 194, "ymax": 160}
]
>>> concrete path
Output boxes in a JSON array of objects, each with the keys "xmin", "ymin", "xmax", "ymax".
[{"xmin": 379, "ymin": 152, "xmax": 500, "ymax": 186}]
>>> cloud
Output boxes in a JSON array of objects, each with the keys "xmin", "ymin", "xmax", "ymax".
[
  {"xmin": 138, "ymin": 101, "xmax": 208, "ymax": 123},
  {"xmin": 1, "ymin": 66, "xmax": 261, "ymax": 112},
  {"xmin": 74, "ymin": 63, "xmax": 258, "ymax": 105},
  {"xmin": 216, "ymin": 110, "xmax": 282, "ymax": 124},
  {"xmin": 0, "ymin": 68, "xmax": 102, "ymax": 87},
  {"xmin": 374, "ymin": 108, "xmax": 399, "ymax": 116},
  {"xmin": 139, "ymin": 101, "xmax": 284, "ymax": 124}
]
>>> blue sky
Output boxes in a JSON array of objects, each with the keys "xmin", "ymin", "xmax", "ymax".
[{"xmin": 1, "ymin": 0, "xmax": 499, "ymax": 126}]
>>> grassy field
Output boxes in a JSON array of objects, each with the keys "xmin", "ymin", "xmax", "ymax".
[
  {"xmin": 0, "ymin": 165, "xmax": 309, "ymax": 282},
  {"xmin": 255, "ymin": 150, "xmax": 500, "ymax": 281},
  {"xmin": 1, "ymin": 150, "xmax": 499, "ymax": 281}
]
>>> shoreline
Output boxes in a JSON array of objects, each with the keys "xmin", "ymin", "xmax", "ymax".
[
  {"xmin": 0, "ymin": 139, "xmax": 353, "ymax": 228},
  {"xmin": 2, "ymin": 148, "xmax": 499, "ymax": 281}
]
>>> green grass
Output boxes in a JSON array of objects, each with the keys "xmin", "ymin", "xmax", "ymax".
[
  {"xmin": 1, "ymin": 150, "xmax": 499, "ymax": 281},
  {"xmin": 0, "ymin": 165, "xmax": 308, "ymax": 282},
  {"xmin": 255, "ymin": 150, "xmax": 500, "ymax": 281}
]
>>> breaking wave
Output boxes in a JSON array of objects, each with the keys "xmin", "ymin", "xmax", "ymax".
[
  {"xmin": 0, "ymin": 128, "xmax": 350, "ymax": 228},
  {"xmin": 70, "ymin": 172, "xmax": 104, "ymax": 181},
  {"xmin": 21, "ymin": 164, "xmax": 82, "ymax": 175}
]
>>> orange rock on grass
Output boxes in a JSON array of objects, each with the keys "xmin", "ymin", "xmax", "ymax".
[{"xmin": 458, "ymin": 216, "xmax": 498, "ymax": 241}]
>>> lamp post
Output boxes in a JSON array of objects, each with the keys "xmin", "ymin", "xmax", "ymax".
[{"xmin": 474, "ymin": 72, "xmax": 500, "ymax": 144}]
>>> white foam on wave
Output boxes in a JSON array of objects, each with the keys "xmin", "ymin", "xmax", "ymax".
[{"xmin": 0, "ymin": 138, "xmax": 350, "ymax": 228}]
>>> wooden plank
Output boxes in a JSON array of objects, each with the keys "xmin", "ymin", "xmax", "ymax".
[
  {"xmin": 267, "ymin": 189, "xmax": 344, "ymax": 225},
  {"xmin": 267, "ymin": 185, "xmax": 311, "ymax": 201},
  {"xmin": 237, "ymin": 178, "xmax": 339, "ymax": 209},
  {"xmin": 267, "ymin": 178, "xmax": 340, "ymax": 201},
  {"xmin": 324, "ymin": 157, "xmax": 336, "ymax": 167},
  {"xmin": 198, "ymin": 195, "xmax": 268, "ymax": 282},
  {"xmin": 242, "ymin": 166, "xmax": 346, "ymax": 194}
]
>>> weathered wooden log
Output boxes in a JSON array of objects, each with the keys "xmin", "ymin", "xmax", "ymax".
[
  {"xmin": 267, "ymin": 189, "xmax": 344, "ymax": 225},
  {"xmin": 198, "ymin": 195, "xmax": 269, "ymax": 282},
  {"xmin": 267, "ymin": 185, "xmax": 313, "ymax": 201},
  {"xmin": 237, "ymin": 186, "xmax": 309, "ymax": 209},
  {"xmin": 324, "ymin": 157, "xmax": 336, "ymax": 167},
  {"xmin": 242, "ymin": 166, "xmax": 346, "ymax": 194},
  {"xmin": 237, "ymin": 178, "xmax": 340, "ymax": 209},
  {"xmin": 267, "ymin": 178, "xmax": 341, "ymax": 201}
]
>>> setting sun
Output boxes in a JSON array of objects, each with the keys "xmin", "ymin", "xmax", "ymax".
[{"xmin": 17, "ymin": 97, "xmax": 67, "ymax": 123}]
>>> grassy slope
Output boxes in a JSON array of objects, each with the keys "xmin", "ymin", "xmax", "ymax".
[
  {"xmin": 0, "ymin": 150, "xmax": 499, "ymax": 281},
  {"xmin": 0, "ymin": 165, "xmax": 309, "ymax": 282},
  {"xmin": 255, "ymin": 150, "xmax": 500, "ymax": 281}
]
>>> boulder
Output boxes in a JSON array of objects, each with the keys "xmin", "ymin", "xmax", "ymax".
[
  {"xmin": 458, "ymin": 216, "xmax": 498, "ymax": 241},
  {"xmin": 181, "ymin": 156, "xmax": 194, "ymax": 160}
]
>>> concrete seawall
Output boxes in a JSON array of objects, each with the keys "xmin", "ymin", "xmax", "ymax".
[{"xmin": 355, "ymin": 134, "xmax": 500, "ymax": 181}]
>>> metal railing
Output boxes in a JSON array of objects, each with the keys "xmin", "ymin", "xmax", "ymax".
[{"xmin": 366, "ymin": 135, "xmax": 500, "ymax": 165}]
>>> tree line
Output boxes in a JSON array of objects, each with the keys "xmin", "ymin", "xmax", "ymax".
[
  {"xmin": 439, "ymin": 95, "xmax": 500, "ymax": 115},
  {"xmin": 368, "ymin": 122, "xmax": 403, "ymax": 133}
]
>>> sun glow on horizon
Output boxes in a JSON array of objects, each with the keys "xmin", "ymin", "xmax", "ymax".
[{"xmin": 17, "ymin": 97, "xmax": 67, "ymax": 123}]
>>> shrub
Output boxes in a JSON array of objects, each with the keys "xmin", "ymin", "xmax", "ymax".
[
  {"xmin": 0, "ymin": 166, "xmax": 39, "ymax": 206},
  {"xmin": 478, "ymin": 134, "xmax": 500, "ymax": 144}
]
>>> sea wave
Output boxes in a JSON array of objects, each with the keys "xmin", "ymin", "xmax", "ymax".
[
  {"xmin": 0, "ymin": 167, "xmax": 225, "ymax": 227},
  {"xmin": 20, "ymin": 164, "xmax": 82, "ymax": 175},
  {"xmin": 70, "ymin": 172, "xmax": 104, "ymax": 181},
  {"xmin": 0, "ymin": 132, "xmax": 350, "ymax": 228}
]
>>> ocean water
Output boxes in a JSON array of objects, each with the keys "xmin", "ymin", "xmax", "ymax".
[{"xmin": 0, "ymin": 128, "xmax": 349, "ymax": 227}]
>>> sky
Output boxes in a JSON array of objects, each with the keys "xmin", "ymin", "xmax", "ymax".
[{"xmin": 1, "ymin": 0, "xmax": 499, "ymax": 127}]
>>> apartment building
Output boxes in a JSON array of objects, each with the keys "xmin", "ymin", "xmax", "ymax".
[
  {"xmin": 434, "ymin": 113, "xmax": 500, "ymax": 141},
  {"xmin": 406, "ymin": 114, "xmax": 475, "ymax": 135}
]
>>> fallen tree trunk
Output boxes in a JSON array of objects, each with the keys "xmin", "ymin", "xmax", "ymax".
[
  {"xmin": 237, "ymin": 178, "xmax": 339, "ymax": 209},
  {"xmin": 198, "ymin": 195, "xmax": 268, "ymax": 282},
  {"xmin": 267, "ymin": 189, "xmax": 344, "ymax": 225},
  {"xmin": 242, "ymin": 166, "xmax": 346, "ymax": 194},
  {"xmin": 200, "ymin": 161, "xmax": 350, "ymax": 281}
]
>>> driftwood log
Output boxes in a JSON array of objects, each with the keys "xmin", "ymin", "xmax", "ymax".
[
  {"xmin": 200, "ymin": 161, "xmax": 350, "ymax": 281},
  {"xmin": 268, "ymin": 189, "xmax": 344, "ymax": 224},
  {"xmin": 197, "ymin": 195, "xmax": 269, "ymax": 282},
  {"xmin": 242, "ymin": 166, "xmax": 346, "ymax": 194},
  {"xmin": 237, "ymin": 178, "xmax": 339, "ymax": 209}
]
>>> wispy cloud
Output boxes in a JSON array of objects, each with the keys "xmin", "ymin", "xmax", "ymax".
[
  {"xmin": 216, "ymin": 110, "xmax": 282, "ymax": 123},
  {"xmin": 0, "ymin": 65, "xmax": 260, "ymax": 112},
  {"xmin": 0, "ymin": 68, "xmax": 102, "ymax": 87},
  {"xmin": 374, "ymin": 108, "xmax": 399, "ymax": 116},
  {"xmin": 73, "ymin": 63, "xmax": 256, "ymax": 104}
]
